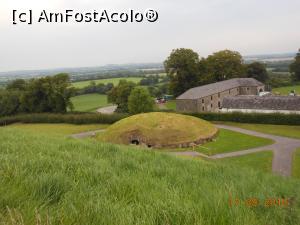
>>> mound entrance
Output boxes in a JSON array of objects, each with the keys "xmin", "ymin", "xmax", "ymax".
[{"xmin": 98, "ymin": 112, "xmax": 218, "ymax": 148}]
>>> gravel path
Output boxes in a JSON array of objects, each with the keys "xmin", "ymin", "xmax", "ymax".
[
  {"xmin": 172, "ymin": 125, "xmax": 300, "ymax": 176},
  {"xmin": 96, "ymin": 105, "xmax": 117, "ymax": 114},
  {"xmin": 69, "ymin": 130, "xmax": 105, "ymax": 139}
]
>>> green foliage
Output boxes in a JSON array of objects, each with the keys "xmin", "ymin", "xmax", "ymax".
[
  {"xmin": 290, "ymin": 49, "xmax": 300, "ymax": 81},
  {"xmin": 107, "ymin": 80, "xmax": 136, "ymax": 113},
  {"xmin": 187, "ymin": 112, "xmax": 300, "ymax": 125},
  {"xmin": 0, "ymin": 74, "xmax": 74, "ymax": 116},
  {"xmin": 0, "ymin": 128, "xmax": 300, "ymax": 224},
  {"xmin": 164, "ymin": 48, "xmax": 201, "ymax": 96},
  {"xmin": 205, "ymin": 50, "xmax": 245, "ymax": 82},
  {"xmin": 72, "ymin": 77, "xmax": 142, "ymax": 88},
  {"xmin": 246, "ymin": 62, "xmax": 269, "ymax": 82},
  {"xmin": 128, "ymin": 87, "xmax": 154, "ymax": 114},
  {"xmin": 74, "ymin": 81, "xmax": 113, "ymax": 95},
  {"xmin": 272, "ymin": 85, "xmax": 300, "ymax": 95},
  {"xmin": 0, "ymin": 113, "xmax": 127, "ymax": 126}
]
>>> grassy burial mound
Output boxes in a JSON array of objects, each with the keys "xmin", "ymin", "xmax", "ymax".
[{"xmin": 98, "ymin": 112, "xmax": 218, "ymax": 148}]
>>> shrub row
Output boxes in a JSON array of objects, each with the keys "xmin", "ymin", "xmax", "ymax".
[
  {"xmin": 0, "ymin": 113, "xmax": 128, "ymax": 126},
  {"xmin": 186, "ymin": 112, "xmax": 300, "ymax": 125}
]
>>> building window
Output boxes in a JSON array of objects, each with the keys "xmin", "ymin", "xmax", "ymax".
[
  {"xmin": 218, "ymin": 101, "xmax": 221, "ymax": 108},
  {"xmin": 211, "ymin": 96, "xmax": 213, "ymax": 100},
  {"xmin": 211, "ymin": 104, "xmax": 213, "ymax": 108},
  {"xmin": 202, "ymin": 106, "xmax": 204, "ymax": 111},
  {"xmin": 202, "ymin": 99, "xmax": 204, "ymax": 103},
  {"xmin": 229, "ymin": 90, "xmax": 231, "ymax": 94},
  {"xmin": 247, "ymin": 87, "xmax": 249, "ymax": 91},
  {"xmin": 218, "ymin": 93, "xmax": 220, "ymax": 98}
]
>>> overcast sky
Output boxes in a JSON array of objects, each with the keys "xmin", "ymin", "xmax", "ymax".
[{"xmin": 0, "ymin": 0, "xmax": 299, "ymax": 72}]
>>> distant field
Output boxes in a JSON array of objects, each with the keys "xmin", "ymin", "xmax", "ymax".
[
  {"xmin": 198, "ymin": 129, "xmax": 274, "ymax": 155},
  {"xmin": 272, "ymin": 85, "xmax": 300, "ymax": 95},
  {"xmin": 216, "ymin": 151, "xmax": 273, "ymax": 173},
  {"xmin": 293, "ymin": 148, "xmax": 300, "ymax": 178},
  {"xmin": 217, "ymin": 122, "xmax": 300, "ymax": 139},
  {"xmin": 3, "ymin": 123, "xmax": 109, "ymax": 136},
  {"xmin": 72, "ymin": 77, "xmax": 143, "ymax": 88},
  {"xmin": 70, "ymin": 94, "xmax": 109, "ymax": 112}
]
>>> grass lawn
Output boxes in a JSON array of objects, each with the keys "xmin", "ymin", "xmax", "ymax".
[
  {"xmin": 70, "ymin": 93, "xmax": 109, "ymax": 112},
  {"xmin": 2, "ymin": 123, "xmax": 109, "ymax": 136},
  {"xmin": 215, "ymin": 151, "xmax": 273, "ymax": 173},
  {"xmin": 198, "ymin": 129, "xmax": 274, "ymax": 155},
  {"xmin": 292, "ymin": 148, "xmax": 300, "ymax": 178},
  {"xmin": 165, "ymin": 100, "xmax": 176, "ymax": 111},
  {"xmin": 217, "ymin": 122, "xmax": 300, "ymax": 139},
  {"xmin": 272, "ymin": 85, "xmax": 300, "ymax": 95},
  {"xmin": 1, "ymin": 128, "xmax": 300, "ymax": 224},
  {"xmin": 72, "ymin": 77, "xmax": 142, "ymax": 88}
]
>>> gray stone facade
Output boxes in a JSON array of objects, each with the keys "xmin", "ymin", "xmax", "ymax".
[{"xmin": 176, "ymin": 78, "xmax": 264, "ymax": 113}]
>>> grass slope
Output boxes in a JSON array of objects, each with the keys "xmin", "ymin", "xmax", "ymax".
[
  {"xmin": 293, "ymin": 148, "xmax": 300, "ymax": 178},
  {"xmin": 4, "ymin": 123, "xmax": 109, "ymax": 136},
  {"xmin": 70, "ymin": 93, "xmax": 109, "ymax": 112},
  {"xmin": 215, "ymin": 151, "xmax": 273, "ymax": 173},
  {"xmin": 72, "ymin": 77, "xmax": 142, "ymax": 88},
  {"xmin": 272, "ymin": 85, "xmax": 300, "ymax": 95},
  {"xmin": 0, "ymin": 128, "xmax": 300, "ymax": 225},
  {"xmin": 198, "ymin": 129, "xmax": 274, "ymax": 155},
  {"xmin": 217, "ymin": 122, "xmax": 300, "ymax": 139},
  {"xmin": 98, "ymin": 112, "xmax": 218, "ymax": 146}
]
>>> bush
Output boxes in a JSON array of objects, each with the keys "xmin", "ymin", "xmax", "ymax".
[
  {"xmin": 186, "ymin": 112, "xmax": 300, "ymax": 125},
  {"xmin": 128, "ymin": 87, "xmax": 154, "ymax": 114},
  {"xmin": 0, "ymin": 113, "xmax": 128, "ymax": 126}
]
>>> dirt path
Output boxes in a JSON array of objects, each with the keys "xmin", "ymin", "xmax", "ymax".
[
  {"xmin": 172, "ymin": 125, "xmax": 300, "ymax": 177},
  {"xmin": 96, "ymin": 105, "xmax": 117, "ymax": 114},
  {"xmin": 69, "ymin": 130, "xmax": 105, "ymax": 139}
]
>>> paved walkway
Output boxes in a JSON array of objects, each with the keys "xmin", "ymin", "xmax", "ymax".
[
  {"xmin": 172, "ymin": 125, "xmax": 300, "ymax": 177},
  {"xmin": 96, "ymin": 105, "xmax": 117, "ymax": 114}
]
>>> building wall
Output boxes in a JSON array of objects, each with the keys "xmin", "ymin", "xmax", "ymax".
[
  {"xmin": 176, "ymin": 99, "xmax": 198, "ymax": 112},
  {"xmin": 176, "ymin": 85, "xmax": 264, "ymax": 113},
  {"xmin": 221, "ymin": 108, "xmax": 300, "ymax": 115}
]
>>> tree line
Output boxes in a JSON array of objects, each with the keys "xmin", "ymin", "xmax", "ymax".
[{"xmin": 0, "ymin": 74, "xmax": 74, "ymax": 117}]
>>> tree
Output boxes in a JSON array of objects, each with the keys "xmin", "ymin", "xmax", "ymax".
[
  {"xmin": 0, "ymin": 90, "xmax": 21, "ymax": 116},
  {"xmin": 128, "ymin": 87, "xmax": 154, "ymax": 114},
  {"xmin": 205, "ymin": 50, "xmax": 245, "ymax": 82},
  {"xmin": 246, "ymin": 62, "xmax": 269, "ymax": 83},
  {"xmin": 164, "ymin": 48, "xmax": 201, "ymax": 97},
  {"xmin": 6, "ymin": 79, "xmax": 27, "ymax": 91},
  {"xmin": 107, "ymin": 80, "xmax": 136, "ymax": 113},
  {"xmin": 290, "ymin": 49, "xmax": 300, "ymax": 81}
]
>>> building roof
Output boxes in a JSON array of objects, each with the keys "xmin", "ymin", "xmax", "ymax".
[
  {"xmin": 222, "ymin": 96, "xmax": 300, "ymax": 111},
  {"xmin": 176, "ymin": 78, "xmax": 264, "ymax": 100}
]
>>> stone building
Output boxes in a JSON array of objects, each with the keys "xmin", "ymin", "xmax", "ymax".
[
  {"xmin": 176, "ymin": 78, "xmax": 265, "ymax": 112},
  {"xmin": 221, "ymin": 96, "xmax": 300, "ymax": 114}
]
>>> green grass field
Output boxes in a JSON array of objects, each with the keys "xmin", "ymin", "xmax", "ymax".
[
  {"xmin": 217, "ymin": 122, "xmax": 300, "ymax": 139},
  {"xmin": 165, "ymin": 100, "xmax": 176, "ymax": 111},
  {"xmin": 0, "ymin": 127, "xmax": 300, "ymax": 225},
  {"xmin": 198, "ymin": 129, "xmax": 274, "ymax": 155},
  {"xmin": 72, "ymin": 77, "xmax": 143, "ymax": 88},
  {"xmin": 70, "ymin": 94, "xmax": 109, "ymax": 112},
  {"xmin": 292, "ymin": 148, "xmax": 300, "ymax": 178},
  {"xmin": 215, "ymin": 151, "xmax": 273, "ymax": 173},
  {"xmin": 272, "ymin": 85, "xmax": 300, "ymax": 95},
  {"xmin": 3, "ymin": 123, "xmax": 109, "ymax": 136}
]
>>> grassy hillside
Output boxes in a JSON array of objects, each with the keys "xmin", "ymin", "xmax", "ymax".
[
  {"xmin": 293, "ymin": 148, "xmax": 300, "ymax": 178},
  {"xmin": 0, "ymin": 128, "xmax": 300, "ymax": 225},
  {"xmin": 272, "ymin": 85, "xmax": 300, "ymax": 95},
  {"xmin": 198, "ymin": 129, "xmax": 274, "ymax": 155},
  {"xmin": 72, "ymin": 77, "xmax": 142, "ymax": 88},
  {"xmin": 217, "ymin": 122, "xmax": 300, "ymax": 139},
  {"xmin": 70, "ymin": 94, "xmax": 110, "ymax": 112}
]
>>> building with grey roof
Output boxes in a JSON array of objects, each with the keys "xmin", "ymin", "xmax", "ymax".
[
  {"xmin": 221, "ymin": 96, "xmax": 300, "ymax": 114},
  {"xmin": 176, "ymin": 78, "xmax": 265, "ymax": 112}
]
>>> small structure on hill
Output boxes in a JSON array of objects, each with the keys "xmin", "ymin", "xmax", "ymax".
[
  {"xmin": 176, "ymin": 78, "xmax": 265, "ymax": 113},
  {"xmin": 98, "ymin": 112, "xmax": 218, "ymax": 148},
  {"xmin": 221, "ymin": 96, "xmax": 300, "ymax": 114}
]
